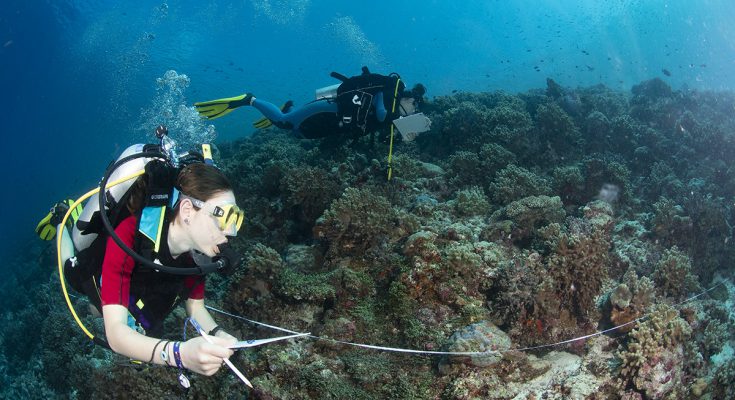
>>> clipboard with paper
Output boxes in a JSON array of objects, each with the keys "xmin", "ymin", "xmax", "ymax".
[{"xmin": 392, "ymin": 112, "xmax": 431, "ymax": 135}]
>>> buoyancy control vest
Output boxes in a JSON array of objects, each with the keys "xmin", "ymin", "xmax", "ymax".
[
  {"xmin": 63, "ymin": 143, "xmax": 203, "ymax": 335},
  {"xmin": 331, "ymin": 66, "xmax": 405, "ymax": 135},
  {"xmin": 58, "ymin": 134, "xmax": 242, "ymax": 345}
]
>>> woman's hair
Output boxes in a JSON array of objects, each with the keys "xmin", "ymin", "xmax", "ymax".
[
  {"xmin": 126, "ymin": 163, "xmax": 232, "ymax": 215},
  {"xmin": 176, "ymin": 163, "xmax": 232, "ymax": 201},
  {"xmin": 403, "ymin": 83, "xmax": 427, "ymax": 106}
]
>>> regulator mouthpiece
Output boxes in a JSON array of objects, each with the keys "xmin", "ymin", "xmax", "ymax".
[{"xmin": 213, "ymin": 243, "xmax": 245, "ymax": 273}]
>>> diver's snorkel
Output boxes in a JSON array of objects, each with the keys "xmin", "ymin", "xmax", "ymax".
[{"xmin": 98, "ymin": 126, "xmax": 244, "ymax": 275}]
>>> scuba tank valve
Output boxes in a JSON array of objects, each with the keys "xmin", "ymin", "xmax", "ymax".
[{"xmin": 156, "ymin": 124, "xmax": 180, "ymax": 167}]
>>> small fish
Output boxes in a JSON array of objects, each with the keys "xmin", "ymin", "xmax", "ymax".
[
  {"xmin": 581, "ymin": 50, "xmax": 589, "ymax": 55},
  {"xmin": 662, "ymin": 68, "xmax": 671, "ymax": 76},
  {"xmin": 586, "ymin": 65, "xmax": 595, "ymax": 71},
  {"xmin": 3, "ymin": 40, "xmax": 12, "ymax": 48},
  {"xmin": 700, "ymin": 64, "xmax": 707, "ymax": 67}
]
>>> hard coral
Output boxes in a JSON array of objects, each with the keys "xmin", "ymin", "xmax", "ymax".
[
  {"xmin": 495, "ymin": 195, "xmax": 565, "ymax": 240},
  {"xmin": 652, "ymin": 246, "xmax": 702, "ymax": 300},
  {"xmin": 440, "ymin": 321, "xmax": 512, "ymax": 370},
  {"xmin": 618, "ymin": 304, "xmax": 692, "ymax": 399},
  {"xmin": 316, "ymin": 187, "xmax": 398, "ymax": 256},
  {"xmin": 488, "ymin": 165, "xmax": 552, "ymax": 204},
  {"xmin": 546, "ymin": 227, "xmax": 610, "ymax": 322},
  {"xmin": 535, "ymin": 101, "xmax": 582, "ymax": 159},
  {"xmin": 552, "ymin": 164, "xmax": 585, "ymax": 206},
  {"xmin": 281, "ymin": 165, "xmax": 342, "ymax": 226},
  {"xmin": 453, "ymin": 186, "xmax": 491, "ymax": 217}
]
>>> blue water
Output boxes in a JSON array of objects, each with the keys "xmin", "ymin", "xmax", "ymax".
[{"xmin": 2, "ymin": 0, "xmax": 734, "ymax": 262}]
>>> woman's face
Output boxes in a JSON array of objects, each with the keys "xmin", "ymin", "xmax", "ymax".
[{"xmin": 186, "ymin": 190, "xmax": 238, "ymax": 257}]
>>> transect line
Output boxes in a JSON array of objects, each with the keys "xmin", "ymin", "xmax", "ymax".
[{"xmin": 205, "ymin": 279, "xmax": 728, "ymax": 356}]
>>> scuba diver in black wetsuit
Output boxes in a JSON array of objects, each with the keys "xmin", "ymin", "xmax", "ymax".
[{"xmin": 194, "ymin": 66, "xmax": 431, "ymax": 142}]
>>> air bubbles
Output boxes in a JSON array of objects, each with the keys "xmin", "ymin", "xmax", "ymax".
[
  {"xmin": 250, "ymin": 0, "xmax": 309, "ymax": 25},
  {"xmin": 597, "ymin": 183, "xmax": 620, "ymax": 204},
  {"xmin": 325, "ymin": 16, "xmax": 385, "ymax": 67},
  {"xmin": 140, "ymin": 70, "xmax": 217, "ymax": 150}
]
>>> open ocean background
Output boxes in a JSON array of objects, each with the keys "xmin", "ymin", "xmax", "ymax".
[
  {"xmin": 3, "ymin": 2, "xmax": 735, "ymax": 398},
  {"xmin": 1, "ymin": 0, "xmax": 734, "ymax": 264}
]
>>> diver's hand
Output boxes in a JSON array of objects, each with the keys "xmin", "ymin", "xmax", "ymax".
[
  {"xmin": 401, "ymin": 131, "xmax": 418, "ymax": 142},
  {"xmin": 215, "ymin": 330, "xmax": 239, "ymax": 343},
  {"xmin": 180, "ymin": 335, "xmax": 236, "ymax": 376}
]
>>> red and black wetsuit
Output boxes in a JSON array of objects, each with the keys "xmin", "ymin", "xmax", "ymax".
[{"xmin": 100, "ymin": 215, "xmax": 205, "ymax": 336}]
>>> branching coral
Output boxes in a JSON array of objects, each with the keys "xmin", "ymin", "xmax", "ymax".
[
  {"xmin": 453, "ymin": 186, "xmax": 491, "ymax": 217},
  {"xmin": 535, "ymin": 101, "xmax": 583, "ymax": 159},
  {"xmin": 607, "ymin": 269, "xmax": 656, "ymax": 334},
  {"xmin": 444, "ymin": 144, "xmax": 517, "ymax": 191},
  {"xmin": 652, "ymin": 246, "xmax": 702, "ymax": 300},
  {"xmin": 650, "ymin": 196, "xmax": 692, "ymax": 245},
  {"xmin": 552, "ymin": 164, "xmax": 585, "ymax": 206},
  {"xmin": 545, "ymin": 228, "xmax": 610, "ymax": 322},
  {"xmin": 281, "ymin": 165, "xmax": 342, "ymax": 226},
  {"xmin": 445, "ymin": 150, "xmax": 485, "ymax": 189},
  {"xmin": 488, "ymin": 165, "xmax": 552, "ymax": 205},
  {"xmin": 10, "ymin": 78, "xmax": 735, "ymax": 398},
  {"xmin": 617, "ymin": 304, "xmax": 692, "ymax": 399},
  {"xmin": 493, "ymin": 195, "xmax": 565, "ymax": 241},
  {"xmin": 316, "ymin": 187, "xmax": 399, "ymax": 256},
  {"xmin": 583, "ymin": 156, "xmax": 631, "ymax": 204}
]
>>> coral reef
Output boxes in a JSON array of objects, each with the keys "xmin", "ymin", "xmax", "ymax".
[
  {"xmin": 315, "ymin": 187, "xmax": 399, "ymax": 257},
  {"xmin": 488, "ymin": 164, "xmax": 552, "ymax": 204},
  {"xmin": 617, "ymin": 304, "xmax": 693, "ymax": 399},
  {"xmin": 6, "ymin": 79, "xmax": 735, "ymax": 399},
  {"xmin": 652, "ymin": 246, "xmax": 703, "ymax": 300}
]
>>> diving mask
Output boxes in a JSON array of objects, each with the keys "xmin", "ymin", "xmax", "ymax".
[{"xmin": 180, "ymin": 194, "xmax": 244, "ymax": 234}]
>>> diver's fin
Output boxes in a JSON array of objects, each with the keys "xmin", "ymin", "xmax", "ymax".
[
  {"xmin": 35, "ymin": 213, "xmax": 56, "ymax": 241},
  {"xmin": 35, "ymin": 199, "xmax": 82, "ymax": 241},
  {"xmin": 252, "ymin": 117, "xmax": 272, "ymax": 129},
  {"xmin": 194, "ymin": 93, "xmax": 253, "ymax": 120},
  {"xmin": 252, "ymin": 100, "xmax": 293, "ymax": 129}
]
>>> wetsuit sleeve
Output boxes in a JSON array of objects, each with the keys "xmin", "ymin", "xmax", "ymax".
[
  {"xmin": 100, "ymin": 216, "xmax": 138, "ymax": 308},
  {"xmin": 374, "ymin": 91, "xmax": 387, "ymax": 122},
  {"xmin": 185, "ymin": 276, "xmax": 205, "ymax": 300}
]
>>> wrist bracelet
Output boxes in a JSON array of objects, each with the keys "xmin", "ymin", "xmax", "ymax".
[
  {"xmin": 160, "ymin": 341, "xmax": 170, "ymax": 364},
  {"xmin": 208, "ymin": 325, "xmax": 223, "ymax": 336},
  {"xmin": 173, "ymin": 341, "xmax": 184, "ymax": 369},
  {"xmin": 150, "ymin": 339, "xmax": 165, "ymax": 363},
  {"xmin": 173, "ymin": 341, "xmax": 191, "ymax": 389}
]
